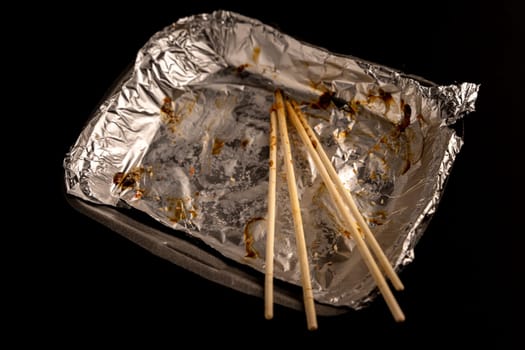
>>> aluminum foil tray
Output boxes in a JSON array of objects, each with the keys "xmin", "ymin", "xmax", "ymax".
[{"xmin": 64, "ymin": 10, "xmax": 479, "ymax": 312}]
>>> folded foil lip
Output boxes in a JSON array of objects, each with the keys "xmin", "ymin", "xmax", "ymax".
[{"xmin": 63, "ymin": 10, "xmax": 479, "ymax": 309}]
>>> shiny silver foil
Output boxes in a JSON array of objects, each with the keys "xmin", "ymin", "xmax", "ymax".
[{"xmin": 64, "ymin": 11, "xmax": 479, "ymax": 308}]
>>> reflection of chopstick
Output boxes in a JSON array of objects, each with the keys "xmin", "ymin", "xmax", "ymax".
[
  {"xmin": 264, "ymin": 109, "xmax": 278, "ymax": 320},
  {"xmin": 273, "ymin": 89, "xmax": 318, "ymax": 330},
  {"xmin": 284, "ymin": 98, "xmax": 405, "ymax": 322}
]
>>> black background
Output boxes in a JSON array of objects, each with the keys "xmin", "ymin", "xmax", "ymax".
[{"xmin": 19, "ymin": 0, "xmax": 520, "ymax": 346}]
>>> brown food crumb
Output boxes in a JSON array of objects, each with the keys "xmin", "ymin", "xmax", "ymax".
[
  {"xmin": 243, "ymin": 217, "xmax": 264, "ymax": 258},
  {"xmin": 398, "ymin": 101, "xmax": 412, "ymax": 131},
  {"xmin": 112, "ymin": 166, "xmax": 153, "ymax": 199},
  {"xmin": 311, "ymin": 91, "xmax": 335, "ymax": 109},
  {"xmin": 113, "ymin": 172, "xmax": 125, "ymax": 185},
  {"xmin": 236, "ymin": 63, "xmax": 250, "ymax": 73},
  {"xmin": 252, "ymin": 46, "xmax": 261, "ymax": 63},
  {"xmin": 212, "ymin": 138, "xmax": 225, "ymax": 155},
  {"xmin": 167, "ymin": 198, "xmax": 187, "ymax": 223}
]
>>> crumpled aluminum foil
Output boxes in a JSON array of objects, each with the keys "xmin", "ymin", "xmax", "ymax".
[{"xmin": 64, "ymin": 10, "xmax": 479, "ymax": 309}]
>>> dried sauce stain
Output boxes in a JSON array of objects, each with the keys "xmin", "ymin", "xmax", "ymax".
[
  {"xmin": 308, "ymin": 80, "xmax": 329, "ymax": 93},
  {"xmin": 113, "ymin": 172, "xmax": 127, "ymax": 187},
  {"xmin": 161, "ymin": 97, "xmax": 173, "ymax": 113},
  {"xmin": 252, "ymin": 46, "xmax": 261, "ymax": 63},
  {"xmin": 400, "ymin": 159, "xmax": 411, "ymax": 174},
  {"xmin": 416, "ymin": 113, "xmax": 427, "ymax": 125},
  {"xmin": 113, "ymin": 166, "xmax": 153, "ymax": 198},
  {"xmin": 305, "ymin": 89, "xmax": 349, "ymax": 112},
  {"xmin": 348, "ymin": 99, "xmax": 361, "ymax": 116},
  {"xmin": 336, "ymin": 129, "xmax": 348, "ymax": 141},
  {"xmin": 342, "ymin": 229, "xmax": 352, "ymax": 239},
  {"xmin": 214, "ymin": 98, "xmax": 224, "ymax": 109},
  {"xmin": 310, "ymin": 91, "xmax": 335, "ymax": 109},
  {"xmin": 369, "ymin": 169, "xmax": 377, "ymax": 181},
  {"xmin": 212, "ymin": 138, "xmax": 225, "ymax": 155},
  {"xmin": 186, "ymin": 99, "xmax": 196, "ymax": 115},
  {"xmin": 167, "ymin": 198, "xmax": 186, "ymax": 223},
  {"xmin": 366, "ymin": 211, "xmax": 387, "ymax": 226},
  {"xmin": 367, "ymin": 88, "xmax": 396, "ymax": 114},
  {"xmin": 236, "ymin": 63, "xmax": 250, "ymax": 74},
  {"xmin": 160, "ymin": 96, "xmax": 196, "ymax": 134},
  {"xmin": 160, "ymin": 97, "xmax": 178, "ymax": 130},
  {"xmin": 365, "ymin": 98, "xmax": 416, "ymax": 176},
  {"xmin": 311, "ymin": 238, "xmax": 321, "ymax": 252},
  {"xmin": 244, "ymin": 217, "xmax": 264, "ymax": 258},
  {"xmin": 166, "ymin": 197, "xmax": 198, "ymax": 223},
  {"xmin": 398, "ymin": 100, "xmax": 413, "ymax": 174},
  {"xmin": 269, "ymin": 133, "xmax": 277, "ymax": 148},
  {"xmin": 398, "ymin": 101, "xmax": 411, "ymax": 132},
  {"xmin": 241, "ymin": 139, "xmax": 250, "ymax": 149},
  {"xmin": 340, "ymin": 224, "xmax": 366, "ymax": 239},
  {"xmin": 272, "ymin": 100, "xmax": 284, "ymax": 111},
  {"xmin": 379, "ymin": 134, "xmax": 400, "ymax": 153}
]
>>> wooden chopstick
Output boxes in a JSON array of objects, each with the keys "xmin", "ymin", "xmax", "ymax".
[
  {"xmin": 274, "ymin": 90, "xmax": 318, "ymax": 330},
  {"xmin": 264, "ymin": 109, "xmax": 278, "ymax": 320},
  {"xmin": 289, "ymin": 100, "xmax": 404, "ymax": 291},
  {"xmin": 285, "ymin": 99, "xmax": 405, "ymax": 322}
]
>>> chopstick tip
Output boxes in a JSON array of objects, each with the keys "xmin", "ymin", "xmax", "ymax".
[{"xmin": 395, "ymin": 312, "xmax": 406, "ymax": 323}]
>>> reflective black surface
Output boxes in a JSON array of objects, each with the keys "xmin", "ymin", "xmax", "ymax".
[{"xmin": 29, "ymin": 1, "xmax": 519, "ymax": 346}]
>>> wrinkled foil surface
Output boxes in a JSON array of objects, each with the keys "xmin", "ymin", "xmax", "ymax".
[{"xmin": 64, "ymin": 11, "xmax": 479, "ymax": 308}]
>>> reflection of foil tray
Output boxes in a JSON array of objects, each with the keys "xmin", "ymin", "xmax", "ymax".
[{"xmin": 65, "ymin": 190, "xmax": 348, "ymax": 316}]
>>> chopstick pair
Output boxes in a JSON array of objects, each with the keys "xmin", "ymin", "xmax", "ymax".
[
  {"xmin": 265, "ymin": 91, "xmax": 317, "ymax": 330},
  {"xmin": 265, "ymin": 90, "xmax": 405, "ymax": 329}
]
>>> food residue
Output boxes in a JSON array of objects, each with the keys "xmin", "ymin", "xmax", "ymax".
[
  {"xmin": 167, "ymin": 198, "xmax": 186, "ymax": 223},
  {"xmin": 416, "ymin": 113, "xmax": 427, "ymax": 125},
  {"xmin": 308, "ymin": 79, "xmax": 329, "ymax": 93},
  {"xmin": 252, "ymin": 46, "xmax": 261, "ymax": 64},
  {"xmin": 336, "ymin": 129, "xmax": 348, "ymax": 141},
  {"xmin": 160, "ymin": 96, "xmax": 195, "ymax": 133},
  {"xmin": 362, "ymin": 96, "xmax": 418, "ymax": 176},
  {"xmin": 269, "ymin": 130, "xmax": 277, "ymax": 148},
  {"xmin": 367, "ymin": 88, "xmax": 396, "ymax": 115},
  {"xmin": 112, "ymin": 166, "xmax": 153, "ymax": 200},
  {"xmin": 212, "ymin": 138, "xmax": 225, "ymax": 155},
  {"xmin": 166, "ymin": 197, "xmax": 198, "ymax": 223},
  {"xmin": 310, "ymin": 91, "xmax": 335, "ymax": 110},
  {"xmin": 347, "ymin": 99, "xmax": 361, "ymax": 116},
  {"xmin": 366, "ymin": 211, "xmax": 387, "ymax": 226},
  {"xmin": 342, "ymin": 230, "xmax": 352, "ymax": 239},
  {"xmin": 398, "ymin": 101, "xmax": 412, "ymax": 132},
  {"xmin": 243, "ymin": 217, "xmax": 264, "ymax": 258},
  {"xmin": 160, "ymin": 97, "xmax": 179, "ymax": 132},
  {"xmin": 236, "ymin": 63, "xmax": 250, "ymax": 74}
]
